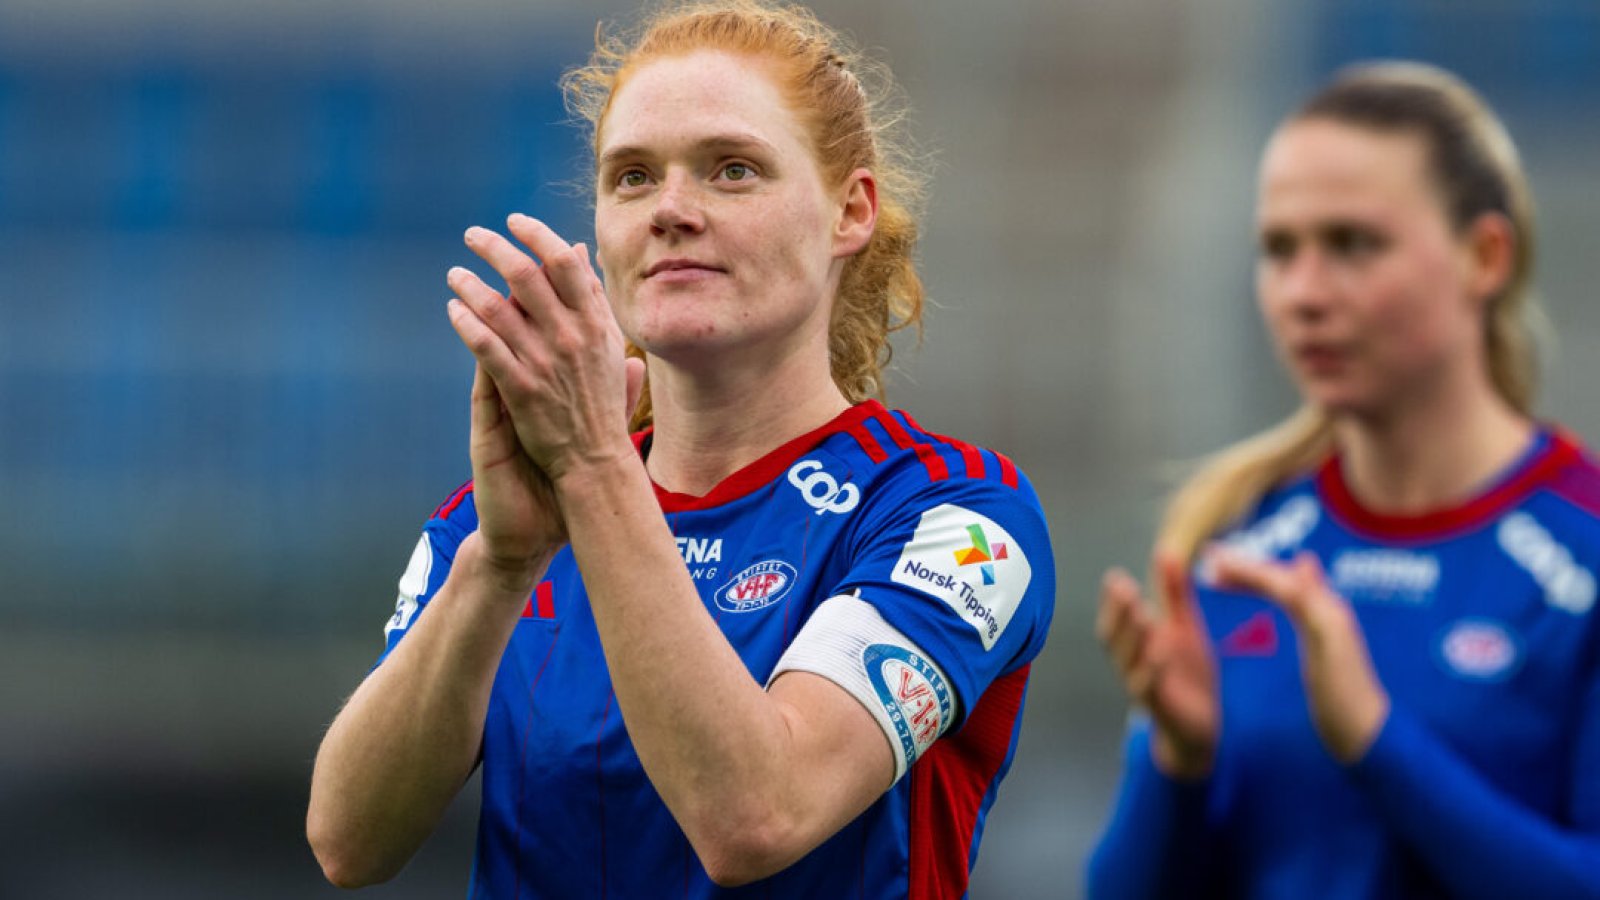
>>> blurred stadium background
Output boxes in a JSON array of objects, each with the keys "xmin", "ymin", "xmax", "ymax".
[{"xmin": 2, "ymin": 0, "xmax": 1598, "ymax": 896}]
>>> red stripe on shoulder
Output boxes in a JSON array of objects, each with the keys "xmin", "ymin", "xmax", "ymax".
[
  {"xmin": 432, "ymin": 479, "xmax": 474, "ymax": 520},
  {"xmin": 846, "ymin": 421, "xmax": 890, "ymax": 464},
  {"xmin": 1544, "ymin": 430, "xmax": 1600, "ymax": 518},
  {"xmin": 902, "ymin": 413, "xmax": 988, "ymax": 481},
  {"xmin": 909, "ymin": 664, "xmax": 1030, "ymax": 899},
  {"xmin": 875, "ymin": 410, "xmax": 949, "ymax": 482},
  {"xmin": 994, "ymin": 452, "xmax": 1019, "ymax": 489}
]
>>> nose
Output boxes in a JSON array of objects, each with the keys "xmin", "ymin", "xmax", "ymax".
[
  {"xmin": 1263, "ymin": 245, "xmax": 1335, "ymax": 322},
  {"xmin": 650, "ymin": 170, "xmax": 706, "ymax": 236}
]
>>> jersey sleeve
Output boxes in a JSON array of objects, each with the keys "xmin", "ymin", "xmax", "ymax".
[
  {"xmin": 376, "ymin": 480, "xmax": 477, "ymax": 665},
  {"xmin": 832, "ymin": 466, "xmax": 1056, "ymax": 732},
  {"xmin": 1346, "ymin": 673, "xmax": 1600, "ymax": 899},
  {"xmin": 1085, "ymin": 716, "xmax": 1220, "ymax": 899}
]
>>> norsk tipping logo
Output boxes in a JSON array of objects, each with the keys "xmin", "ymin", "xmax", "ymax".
[{"xmin": 953, "ymin": 524, "xmax": 1008, "ymax": 585}]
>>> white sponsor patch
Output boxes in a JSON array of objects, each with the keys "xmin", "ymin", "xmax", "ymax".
[
  {"xmin": 1221, "ymin": 495, "xmax": 1319, "ymax": 561},
  {"xmin": 1331, "ymin": 549, "xmax": 1439, "ymax": 604},
  {"xmin": 714, "ymin": 560, "xmax": 796, "ymax": 613},
  {"xmin": 890, "ymin": 503, "xmax": 1031, "ymax": 650},
  {"xmin": 385, "ymin": 534, "xmax": 431, "ymax": 637},
  {"xmin": 865, "ymin": 643, "xmax": 952, "ymax": 767},
  {"xmin": 1498, "ymin": 513, "xmax": 1596, "ymax": 615},
  {"xmin": 787, "ymin": 459, "xmax": 860, "ymax": 516},
  {"xmin": 1438, "ymin": 619, "xmax": 1520, "ymax": 681}
]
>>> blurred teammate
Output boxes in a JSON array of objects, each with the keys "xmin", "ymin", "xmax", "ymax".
[
  {"xmin": 1089, "ymin": 62, "xmax": 1600, "ymax": 898},
  {"xmin": 306, "ymin": 1, "xmax": 1055, "ymax": 895}
]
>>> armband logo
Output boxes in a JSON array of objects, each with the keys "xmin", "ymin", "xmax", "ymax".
[
  {"xmin": 714, "ymin": 560, "xmax": 797, "ymax": 613},
  {"xmin": 890, "ymin": 504, "xmax": 1032, "ymax": 650},
  {"xmin": 864, "ymin": 643, "xmax": 952, "ymax": 767},
  {"xmin": 385, "ymin": 534, "xmax": 432, "ymax": 637}
]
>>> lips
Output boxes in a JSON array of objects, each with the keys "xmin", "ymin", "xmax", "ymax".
[{"xmin": 644, "ymin": 258, "xmax": 725, "ymax": 279}]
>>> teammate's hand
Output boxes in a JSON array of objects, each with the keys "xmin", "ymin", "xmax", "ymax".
[
  {"xmin": 446, "ymin": 214, "xmax": 646, "ymax": 485},
  {"xmin": 1096, "ymin": 554, "xmax": 1219, "ymax": 780},
  {"xmin": 1209, "ymin": 549, "xmax": 1390, "ymax": 764}
]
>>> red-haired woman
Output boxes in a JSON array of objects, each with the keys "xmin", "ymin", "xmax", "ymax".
[{"xmin": 308, "ymin": 2, "xmax": 1055, "ymax": 896}]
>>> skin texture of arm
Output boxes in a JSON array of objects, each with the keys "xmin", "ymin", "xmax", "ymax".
[{"xmin": 305, "ymin": 533, "xmax": 548, "ymax": 888}]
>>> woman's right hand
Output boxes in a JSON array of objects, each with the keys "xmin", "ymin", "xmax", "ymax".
[
  {"xmin": 461, "ymin": 361, "xmax": 565, "ymax": 589},
  {"xmin": 1095, "ymin": 554, "xmax": 1219, "ymax": 780}
]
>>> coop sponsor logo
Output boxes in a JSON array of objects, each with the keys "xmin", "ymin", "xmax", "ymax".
[
  {"xmin": 1498, "ymin": 513, "xmax": 1596, "ymax": 615},
  {"xmin": 786, "ymin": 459, "xmax": 860, "ymax": 516},
  {"xmin": 890, "ymin": 504, "xmax": 1031, "ymax": 651},
  {"xmin": 714, "ymin": 560, "xmax": 797, "ymax": 613}
]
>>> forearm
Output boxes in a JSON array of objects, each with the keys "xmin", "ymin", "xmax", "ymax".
[
  {"xmin": 307, "ymin": 534, "xmax": 544, "ymax": 887},
  {"xmin": 1350, "ymin": 710, "xmax": 1600, "ymax": 900},
  {"xmin": 1087, "ymin": 719, "xmax": 1217, "ymax": 900},
  {"xmin": 555, "ymin": 456, "xmax": 861, "ymax": 883}
]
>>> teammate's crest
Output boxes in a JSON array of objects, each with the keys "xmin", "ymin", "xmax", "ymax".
[
  {"xmin": 1437, "ymin": 618, "xmax": 1520, "ymax": 681},
  {"xmin": 891, "ymin": 503, "xmax": 1031, "ymax": 650},
  {"xmin": 715, "ymin": 560, "xmax": 797, "ymax": 613}
]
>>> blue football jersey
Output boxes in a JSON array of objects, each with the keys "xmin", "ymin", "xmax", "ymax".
[
  {"xmin": 381, "ymin": 400, "xmax": 1056, "ymax": 898},
  {"xmin": 1089, "ymin": 429, "xmax": 1600, "ymax": 899}
]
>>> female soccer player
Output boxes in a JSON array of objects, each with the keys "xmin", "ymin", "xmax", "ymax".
[
  {"xmin": 1088, "ymin": 62, "xmax": 1600, "ymax": 898},
  {"xmin": 306, "ymin": 2, "xmax": 1055, "ymax": 896}
]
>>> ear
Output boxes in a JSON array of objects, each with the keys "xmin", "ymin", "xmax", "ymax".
[
  {"xmin": 1462, "ymin": 211, "xmax": 1516, "ymax": 309},
  {"xmin": 832, "ymin": 167, "xmax": 878, "ymax": 260}
]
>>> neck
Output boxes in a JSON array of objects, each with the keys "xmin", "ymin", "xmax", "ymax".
[
  {"xmin": 1333, "ymin": 370, "xmax": 1532, "ymax": 514},
  {"xmin": 643, "ymin": 349, "xmax": 851, "ymax": 497}
]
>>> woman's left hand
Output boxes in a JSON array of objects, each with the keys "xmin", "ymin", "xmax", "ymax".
[
  {"xmin": 446, "ymin": 214, "xmax": 646, "ymax": 484},
  {"xmin": 1209, "ymin": 549, "xmax": 1391, "ymax": 764}
]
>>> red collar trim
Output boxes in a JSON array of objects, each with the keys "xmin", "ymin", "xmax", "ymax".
[
  {"xmin": 1315, "ymin": 428, "xmax": 1583, "ymax": 541},
  {"xmin": 632, "ymin": 400, "xmax": 886, "ymax": 513}
]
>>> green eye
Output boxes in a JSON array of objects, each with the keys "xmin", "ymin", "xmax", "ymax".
[
  {"xmin": 723, "ymin": 163, "xmax": 751, "ymax": 181},
  {"xmin": 619, "ymin": 170, "xmax": 648, "ymax": 188}
]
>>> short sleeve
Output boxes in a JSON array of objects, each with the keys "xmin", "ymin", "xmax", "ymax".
[
  {"xmin": 376, "ymin": 480, "xmax": 477, "ymax": 664},
  {"xmin": 835, "ymin": 469, "xmax": 1056, "ymax": 728}
]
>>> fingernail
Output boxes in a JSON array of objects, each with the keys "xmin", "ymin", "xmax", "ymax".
[{"xmin": 464, "ymin": 226, "xmax": 485, "ymax": 244}]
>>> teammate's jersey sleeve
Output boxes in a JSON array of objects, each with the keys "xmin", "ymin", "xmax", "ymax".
[
  {"xmin": 376, "ymin": 480, "xmax": 477, "ymax": 664},
  {"xmin": 1085, "ymin": 717, "xmax": 1219, "ymax": 900},
  {"xmin": 834, "ymin": 467, "xmax": 1054, "ymax": 730},
  {"xmin": 1345, "ymin": 663, "xmax": 1600, "ymax": 899}
]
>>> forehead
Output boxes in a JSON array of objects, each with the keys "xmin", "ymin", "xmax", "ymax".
[
  {"xmin": 1257, "ymin": 119, "xmax": 1439, "ymax": 224},
  {"xmin": 599, "ymin": 50, "xmax": 809, "ymax": 157}
]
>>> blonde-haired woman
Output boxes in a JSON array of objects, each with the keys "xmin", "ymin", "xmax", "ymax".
[
  {"xmin": 1090, "ymin": 62, "xmax": 1600, "ymax": 899},
  {"xmin": 307, "ymin": 2, "xmax": 1055, "ymax": 896}
]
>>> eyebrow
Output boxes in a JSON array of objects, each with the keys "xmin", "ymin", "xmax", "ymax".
[{"xmin": 598, "ymin": 132, "xmax": 780, "ymax": 168}]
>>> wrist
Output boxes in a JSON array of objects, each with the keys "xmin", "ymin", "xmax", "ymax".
[
  {"xmin": 550, "ymin": 447, "xmax": 645, "ymax": 502},
  {"xmin": 1150, "ymin": 728, "xmax": 1214, "ymax": 782},
  {"xmin": 458, "ymin": 532, "xmax": 554, "ymax": 598}
]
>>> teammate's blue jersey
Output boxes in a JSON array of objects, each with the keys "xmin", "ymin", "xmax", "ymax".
[
  {"xmin": 1089, "ymin": 428, "xmax": 1600, "ymax": 899},
  {"xmin": 381, "ymin": 400, "xmax": 1056, "ymax": 898}
]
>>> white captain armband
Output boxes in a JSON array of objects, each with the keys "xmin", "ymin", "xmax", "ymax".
[
  {"xmin": 768, "ymin": 593, "xmax": 957, "ymax": 782},
  {"xmin": 384, "ymin": 533, "xmax": 432, "ymax": 638}
]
